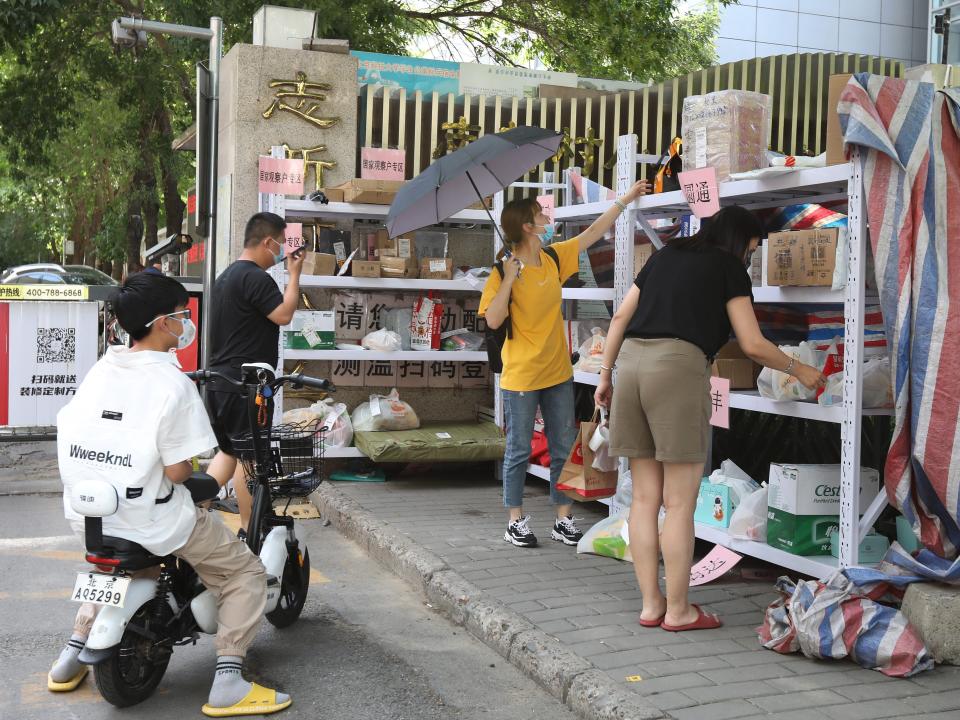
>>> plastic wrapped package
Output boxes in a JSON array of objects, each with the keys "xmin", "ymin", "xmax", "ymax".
[
  {"xmin": 819, "ymin": 356, "xmax": 893, "ymax": 409},
  {"xmin": 351, "ymin": 389, "xmax": 420, "ymax": 432},
  {"xmin": 440, "ymin": 329, "xmax": 484, "ymax": 352},
  {"xmin": 362, "ymin": 328, "xmax": 402, "ymax": 352},
  {"xmin": 315, "ymin": 399, "xmax": 354, "ymax": 448},
  {"xmin": 281, "ymin": 406, "xmax": 324, "ymax": 428},
  {"xmin": 757, "ymin": 342, "xmax": 823, "ymax": 402},
  {"xmin": 381, "ymin": 308, "xmax": 413, "ymax": 350},
  {"xmin": 573, "ymin": 328, "xmax": 606, "ymax": 373},
  {"xmin": 682, "ymin": 90, "xmax": 772, "ymax": 181},
  {"xmin": 729, "ymin": 486, "xmax": 768, "ymax": 541}
]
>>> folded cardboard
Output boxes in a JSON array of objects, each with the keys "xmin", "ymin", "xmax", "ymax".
[
  {"xmin": 335, "ymin": 179, "xmax": 404, "ymax": 205},
  {"xmin": 712, "ymin": 340, "xmax": 760, "ymax": 390},
  {"xmin": 634, "ymin": 243, "xmax": 654, "ymax": 276},
  {"xmin": 826, "ymin": 74, "xmax": 852, "ymax": 166},
  {"xmin": 766, "ymin": 228, "xmax": 838, "ymax": 287},
  {"xmin": 352, "ymin": 260, "xmax": 381, "ymax": 278},
  {"xmin": 321, "ymin": 187, "xmax": 345, "ymax": 203},
  {"xmin": 283, "ymin": 310, "xmax": 335, "ymax": 350},
  {"xmin": 301, "ymin": 251, "xmax": 337, "ymax": 276},
  {"xmin": 420, "ymin": 258, "xmax": 454, "ymax": 280},
  {"xmin": 380, "ymin": 255, "xmax": 418, "ymax": 279},
  {"xmin": 767, "ymin": 463, "xmax": 880, "ymax": 556}
]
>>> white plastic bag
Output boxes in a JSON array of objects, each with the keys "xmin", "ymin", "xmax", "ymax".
[
  {"xmin": 818, "ymin": 356, "xmax": 893, "ymax": 409},
  {"xmin": 757, "ymin": 342, "xmax": 822, "ymax": 402},
  {"xmin": 362, "ymin": 328, "xmax": 402, "ymax": 352},
  {"xmin": 729, "ymin": 486, "xmax": 768, "ymax": 541},
  {"xmin": 706, "ymin": 459, "xmax": 760, "ymax": 506},
  {"xmin": 314, "ymin": 399, "xmax": 353, "ymax": 448},
  {"xmin": 351, "ymin": 389, "xmax": 420, "ymax": 432},
  {"xmin": 573, "ymin": 328, "xmax": 606, "ymax": 373},
  {"xmin": 282, "ymin": 406, "xmax": 324, "ymax": 428},
  {"xmin": 589, "ymin": 408, "xmax": 618, "ymax": 472},
  {"xmin": 577, "ymin": 513, "xmax": 631, "ymax": 561}
]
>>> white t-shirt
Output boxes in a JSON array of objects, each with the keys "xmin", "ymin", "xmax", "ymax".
[{"xmin": 58, "ymin": 347, "xmax": 218, "ymax": 556}]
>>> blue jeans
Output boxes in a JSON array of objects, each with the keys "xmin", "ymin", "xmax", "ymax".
[{"xmin": 502, "ymin": 379, "xmax": 577, "ymax": 508}]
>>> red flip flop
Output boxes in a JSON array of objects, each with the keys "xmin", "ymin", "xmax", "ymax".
[
  {"xmin": 660, "ymin": 604, "xmax": 722, "ymax": 632},
  {"xmin": 638, "ymin": 613, "xmax": 666, "ymax": 628}
]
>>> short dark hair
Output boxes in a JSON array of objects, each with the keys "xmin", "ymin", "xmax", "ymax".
[
  {"xmin": 667, "ymin": 205, "xmax": 762, "ymax": 261},
  {"xmin": 111, "ymin": 272, "xmax": 189, "ymax": 342},
  {"xmin": 244, "ymin": 212, "xmax": 286, "ymax": 248}
]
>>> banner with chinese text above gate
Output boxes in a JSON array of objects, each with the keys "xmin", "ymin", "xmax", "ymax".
[{"xmin": 0, "ymin": 301, "xmax": 99, "ymax": 427}]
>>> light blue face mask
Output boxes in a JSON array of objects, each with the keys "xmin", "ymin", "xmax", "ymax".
[
  {"xmin": 537, "ymin": 223, "xmax": 556, "ymax": 244},
  {"xmin": 269, "ymin": 237, "xmax": 285, "ymax": 265}
]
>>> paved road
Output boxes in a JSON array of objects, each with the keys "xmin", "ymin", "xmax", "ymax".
[{"xmin": 0, "ymin": 493, "xmax": 575, "ymax": 720}]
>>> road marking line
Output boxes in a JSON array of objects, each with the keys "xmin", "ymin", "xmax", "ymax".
[{"xmin": 0, "ymin": 535, "xmax": 74, "ymax": 551}]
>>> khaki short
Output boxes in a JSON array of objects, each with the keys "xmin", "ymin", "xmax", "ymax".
[{"xmin": 609, "ymin": 338, "xmax": 711, "ymax": 463}]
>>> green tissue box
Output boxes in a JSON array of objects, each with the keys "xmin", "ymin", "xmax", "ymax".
[{"xmin": 829, "ymin": 531, "xmax": 889, "ymax": 564}]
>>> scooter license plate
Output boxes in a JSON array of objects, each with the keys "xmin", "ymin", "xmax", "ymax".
[{"xmin": 71, "ymin": 573, "xmax": 131, "ymax": 608}]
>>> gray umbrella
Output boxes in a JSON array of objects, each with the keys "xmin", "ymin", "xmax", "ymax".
[{"xmin": 385, "ymin": 126, "xmax": 564, "ymax": 239}]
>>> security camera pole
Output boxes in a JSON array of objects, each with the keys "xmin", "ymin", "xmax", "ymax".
[{"xmin": 114, "ymin": 16, "xmax": 223, "ymax": 372}]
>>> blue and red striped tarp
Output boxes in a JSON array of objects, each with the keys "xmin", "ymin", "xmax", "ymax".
[{"xmin": 839, "ymin": 74, "xmax": 960, "ymax": 558}]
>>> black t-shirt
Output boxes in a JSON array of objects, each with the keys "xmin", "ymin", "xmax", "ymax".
[
  {"xmin": 209, "ymin": 260, "xmax": 284, "ymax": 373},
  {"xmin": 624, "ymin": 244, "xmax": 753, "ymax": 359}
]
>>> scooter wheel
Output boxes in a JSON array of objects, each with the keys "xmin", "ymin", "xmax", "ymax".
[
  {"xmin": 266, "ymin": 546, "xmax": 310, "ymax": 628},
  {"xmin": 94, "ymin": 600, "xmax": 172, "ymax": 707}
]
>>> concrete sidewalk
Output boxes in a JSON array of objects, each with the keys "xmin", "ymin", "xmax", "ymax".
[{"xmin": 315, "ymin": 472, "xmax": 960, "ymax": 720}]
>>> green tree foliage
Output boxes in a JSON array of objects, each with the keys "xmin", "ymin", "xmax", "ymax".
[{"xmin": 0, "ymin": 0, "xmax": 723, "ymax": 272}]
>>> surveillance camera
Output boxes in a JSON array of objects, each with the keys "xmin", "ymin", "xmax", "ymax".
[
  {"xmin": 145, "ymin": 233, "xmax": 193, "ymax": 264},
  {"xmin": 111, "ymin": 19, "xmax": 147, "ymax": 49}
]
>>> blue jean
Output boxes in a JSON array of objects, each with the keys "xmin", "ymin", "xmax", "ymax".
[{"xmin": 502, "ymin": 379, "xmax": 577, "ymax": 508}]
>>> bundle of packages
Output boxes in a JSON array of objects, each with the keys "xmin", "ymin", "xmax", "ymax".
[{"xmin": 682, "ymin": 90, "xmax": 772, "ymax": 181}]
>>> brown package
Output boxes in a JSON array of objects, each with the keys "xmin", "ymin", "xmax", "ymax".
[
  {"xmin": 321, "ymin": 187, "xmax": 345, "ymax": 203},
  {"xmin": 826, "ymin": 74, "xmax": 852, "ymax": 166},
  {"xmin": 634, "ymin": 243, "xmax": 654, "ymax": 276},
  {"xmin": 301, "ymin": 251, "xmax": 337, "ymax": 276},
  {"xmin": 712, "ymin": 341, "xmax": 760, "ymax": 390},
  {"xmin": 339, "ymin": 179, "xmax": 404, "ymax": 205},
  {"xmin": 766, "ymin": 228, "xmax": 838, "ymax": 287},
  {"xmin": 420, "ymin": 258, "xmax": 454, "ymax": 280},
  {"xmin": 380, "ymin": 255, "xmax": 418, "ymax": 279},
  {"xmin": 352, "ymin": 260, "xmax": 381, "ymax": 278}
]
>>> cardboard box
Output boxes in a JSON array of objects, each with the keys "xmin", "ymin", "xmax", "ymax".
[
  {"xmin": 321, "ymin": 187, "xmax": 345, "ymax": 203},
  {"xmin": 826, "ymin": 74, "xmax": 852, "ymax": 166},
  {"xmin": 694, "ymin": 480, "xmax": 736, "ymax": 528},
  {"xmin": 767, "ymin": 463, "xmax": 880, "ymax": 556},
  {"xmin": 283, "ymin": 310, "xmax": 335, "ymax": 350},
  {"xmin": 634, "ymin": 243, "xmax": 654, "ymax": 276},
  {"xmin": 336, "ymin": 179, "xmax": 404, "ymax": 205},
  {"xmin": 421, "ymin": 258, "xmax": 454, "ymax": 280},
  {"xmin": 375, "ymin": 229, "xmax": 415, "ymax": 259},
  {"xmin": 712, "ymin": 341, "xmax": 760, "ymax": 390},
  {"xmin": 352, "ymin": 260, "xmax": 381, "ymax": 278},
  {"xmin": 380, "ymin": 255, "xmax": 418, "ymax": 279},
  {"xmin": 681, "ymin": 89, "xmax": 772, "ymax": 181},
  {"xmin": 766, "ymin": 228, "xmax": 838, "ymax": 287},
  {"xmin": 301, "ymin": 251, "xmax": 337, "ymax": 276}
]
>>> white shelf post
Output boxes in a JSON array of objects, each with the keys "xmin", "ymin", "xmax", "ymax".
[{"xmin": 839, "ymin": 150, "xmax": 869, "ymax": 568}]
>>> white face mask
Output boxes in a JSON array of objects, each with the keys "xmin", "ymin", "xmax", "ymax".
[{"xmin": 147, "ymin": 311, "xmax": 195, "ymax": 351}]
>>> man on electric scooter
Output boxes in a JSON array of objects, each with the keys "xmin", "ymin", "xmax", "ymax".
[{"xmin": 50, "ymin": 271, "xmax": 292, "ymax": 717}]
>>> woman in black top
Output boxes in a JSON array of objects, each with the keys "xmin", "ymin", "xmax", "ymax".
[{"xmin": 594, "ymin": 206, "xmax": 825, "ymax": 632}]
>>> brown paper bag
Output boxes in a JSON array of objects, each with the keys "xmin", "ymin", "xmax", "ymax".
[{"xmin": 556, "ymin": 411, "xmax": 617, "ymax": 501}]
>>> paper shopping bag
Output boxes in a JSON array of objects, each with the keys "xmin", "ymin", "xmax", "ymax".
[{"xmin": 556, "ymin": 412, "xmax": 618, "ymax": 501}]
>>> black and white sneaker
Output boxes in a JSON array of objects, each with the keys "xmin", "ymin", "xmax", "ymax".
[
  {"xmin": 504, "ymin": 515, "xmax": 538, "ymax": 547},
  {"xmin": 551, "ymin": 515, "xmax": 583, "ymax": 545}
]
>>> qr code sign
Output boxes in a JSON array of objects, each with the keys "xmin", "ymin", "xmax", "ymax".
[{"xmin": 36, "ymin": 328, "xmax": 76, "ymax": 364}]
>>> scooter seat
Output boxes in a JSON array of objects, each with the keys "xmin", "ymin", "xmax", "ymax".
[{"xmin": 91, "ymin": 536, "xmax": 165, "ymax": 570}]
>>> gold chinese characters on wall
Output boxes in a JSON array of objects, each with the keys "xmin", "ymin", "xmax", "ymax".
[{"xmin": 262, "ymin": 71, "xmax": 340, "ymax": 129}]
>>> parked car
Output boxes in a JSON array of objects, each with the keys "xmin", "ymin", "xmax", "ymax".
[{"xmin": 1, "ymin": 263, "xmax": 118, "ymax": 286}]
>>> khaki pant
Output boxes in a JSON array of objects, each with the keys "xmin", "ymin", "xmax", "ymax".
[{"xmin": 74, "ymin": 508, "xmax": 266, "ymax": 658}]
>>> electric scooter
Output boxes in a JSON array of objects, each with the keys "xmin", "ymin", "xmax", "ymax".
[{"xmin": 68, "ymin": 363, "xmax": 332, "ymax": 707}]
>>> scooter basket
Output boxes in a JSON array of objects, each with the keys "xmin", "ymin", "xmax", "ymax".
[{"xmin": 232, "ymin": 422, "xmax": 325, "ymax": 498}]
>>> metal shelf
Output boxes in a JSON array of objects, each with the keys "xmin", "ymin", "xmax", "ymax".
[
  {"xmin": 729, "ymin": 391, "xmax": 893, "ymax": 423},
  {"xmin": 284, "ymin": 350, "xmax": 488, "ymax": 361},
  {"xmin": 694, "ymin": 522, "xmax": 838, "ymax": 579},
  {"xmin": 573, "ymin": 371, "xmax": 601, "ymax": 386},
  {"xmin": 285, "ymin": 199, "xmax": 493, "ymax": 224},
  {"xmin": 526, "ymin": 463, "xmax": 550, "ymax": 481},
  {"xmin": 562, "ymin": 287, "xmax": 615, "ymax": 301},
  {"xmin": 297, "ymin": 275, "xmax": 482, "ymax": 292}
]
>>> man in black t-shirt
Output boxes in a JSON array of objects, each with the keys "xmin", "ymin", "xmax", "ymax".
[{"xmin": 206, "ymin": 212, "xmax": 304, "ymax": 533}]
